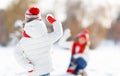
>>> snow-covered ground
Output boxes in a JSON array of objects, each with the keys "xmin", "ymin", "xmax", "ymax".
[{"xmin": 0, "ymin": 40, "xmax": 120, "ymax": 76}]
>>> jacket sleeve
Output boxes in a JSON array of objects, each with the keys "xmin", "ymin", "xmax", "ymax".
[
  {"xmin": 14, "ymin": 45, "xmax": 33, "ymax": 71},
  {"xmin": 58, "ymin": 29, "xmax": 73, "ymax": 49},
  {"xmin": 48, "ymin": 21, "xmax": 63, "ymax": 43},
  {"xmin": 72, "ymin": 42, "xmax": 76, "ymax": 55}
]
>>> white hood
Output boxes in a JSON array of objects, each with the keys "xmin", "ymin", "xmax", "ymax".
[{"xmin": 24, "ymin": 20, "xmax": 48, "ymax": 38}]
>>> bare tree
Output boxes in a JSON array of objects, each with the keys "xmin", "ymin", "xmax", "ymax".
[
  {"xmin": 107, "ymin": 14, "xmax": 120, "ymax": 45},
  {"xmin": 0, "ymin": 0, "xmax": 36, "ymax": 46},
  {"xmin": 0, "ymin": 10, "xmax": 9, "ymax": 46},
  {"xmin": 63, "ymin": 0, "xmax": 109, "ymax": 49},
  {"xmin": 4, "ymin": 0, "xmax": 32, "ymax": 33}
]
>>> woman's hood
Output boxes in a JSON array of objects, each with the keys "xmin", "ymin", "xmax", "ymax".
[{"xmin": 24, "ymin": 20, "xmax": 48, "ymax": 38}]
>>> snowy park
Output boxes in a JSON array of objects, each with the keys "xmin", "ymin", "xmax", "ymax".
[
  {"xmin": 0, "ymin": 40, "xmax": 120, "ymax": 76},
  {"xmin": 0, "ymin": 0, "xmax": 120, "ymax": 76}
]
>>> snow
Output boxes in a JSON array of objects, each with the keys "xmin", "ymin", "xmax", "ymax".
[
  {"xmin": 87, "ymin": 46, "xmax": 120, "ymax": 76},
  {"xmin": 0, "ymin": 40, "xmax": 120, "ymax": 76}
]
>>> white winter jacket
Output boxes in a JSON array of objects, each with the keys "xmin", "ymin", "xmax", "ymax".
[{"xmin": 14, "ymin": 20, "xmax": 63, "ymax": 76}]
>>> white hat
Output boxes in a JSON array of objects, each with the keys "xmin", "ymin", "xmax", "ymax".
[{"xmin": 25, "ymin": 7, "xmax": 41, "ymax": 20}]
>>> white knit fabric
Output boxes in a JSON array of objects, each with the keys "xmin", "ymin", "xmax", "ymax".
[
  {"xmin": 14, "ymin": 20, "xmax": 63, "ymax": 76},
  {"xmin": 25, "ymin": 10, "xmax": 41, "ymax": 19}
]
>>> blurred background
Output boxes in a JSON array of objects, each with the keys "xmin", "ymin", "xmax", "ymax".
[
  {"xmin": 0, "ymin": 0, "xmax": 120, "ymax": 76},
  {"xmin": 0, "ymin": 0, "xmax": 120, "ymax": 48}
]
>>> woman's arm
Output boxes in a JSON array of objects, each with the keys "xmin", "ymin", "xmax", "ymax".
[
  {"xmin": 47, "ymin": 15, "xmax": 63, "ymax": 43},
  {"xmin": 58, "ymin": 29, "xmax": 73, "ymax": 49}
]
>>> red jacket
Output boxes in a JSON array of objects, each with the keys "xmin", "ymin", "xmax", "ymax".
[{"xmin": 72, "ymin": 42, "xmax": 86, "ymax": 55}]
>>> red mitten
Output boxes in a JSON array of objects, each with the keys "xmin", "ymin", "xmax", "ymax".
[{"xmin": 46, "ymin": 14, "xmax": 56, "ymax": 24}]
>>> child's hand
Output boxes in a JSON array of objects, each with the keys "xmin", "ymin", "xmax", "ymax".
[
  {"xmin": 64, "ymin": 29, "xmax": 71, "ymax": 38},
  {"xmin": 46, "ymin": 14, "xmax": 56, "ymax": 24}
]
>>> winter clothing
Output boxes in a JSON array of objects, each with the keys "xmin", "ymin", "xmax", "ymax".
[
  {"xmin": 47, "ymin": 15, "xmax": 56, "ymax": 24},
  {"xmin": 67, "ymin": 29, "xmax": 89, "ymax": 75},
  {"xmin": 78, "ymin": 29, "xmax": 89, "ymax": 42},
  {"xmin": 77, "ymin": 57, "xmax": 87, "ymax": 69},
  {"xmin": 67, "ymin": 57, "xmax": 87, "ymax": 75},
  {"xmin": 74, "ymin": 57, "xmax": 87, "ymax": 74},
  {"xmin": 23, "ymin": 31, "xmax": 31, "ymax": 38},
  {"xmin": 25, "ymin": 7, "xmax": 41, "ymax": 20},
  {"xmin": 40, "ymin": 73, "xmax": 50, "ymax": 76},
  {"xmin": 72, "ymin": 42, "xmax": 86, "ymax": 54},
  {"xmin": 14, "ymin": 7, "xmax": 63, "ymax": 76},
  {"xmin": 58, "ymin": 29, "xmax": 73, "ymax": 49}
]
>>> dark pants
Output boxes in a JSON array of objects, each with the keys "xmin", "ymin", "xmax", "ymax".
[
  {"xmin": 74, "ymin": 57, "xmax": 87, "ymax": 75},
  {"xmin": 67, "ymin": 57, "xmax": 87, "ymax": 75},
  {"xmin": 39, "ymin": 73, "xmax": 50, "ymax": 76}
]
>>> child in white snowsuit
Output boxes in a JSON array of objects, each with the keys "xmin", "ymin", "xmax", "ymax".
[{"xmin": 14, "ymin": 7, "xmax": 63, "ymax": 76}]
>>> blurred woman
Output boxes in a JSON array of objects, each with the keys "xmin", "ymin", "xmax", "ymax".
[{"xmin": 59, "ymin": 29, "xmax": 90, "ymax": 76}]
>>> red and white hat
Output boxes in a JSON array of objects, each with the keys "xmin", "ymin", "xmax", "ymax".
[
  {"xmin": 25, "ymin": 7, "xmax": 41, "ymax": 20},
  {"xmin": 78, "ymin": 29, "xmax": 89, "ymax": 41}
]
